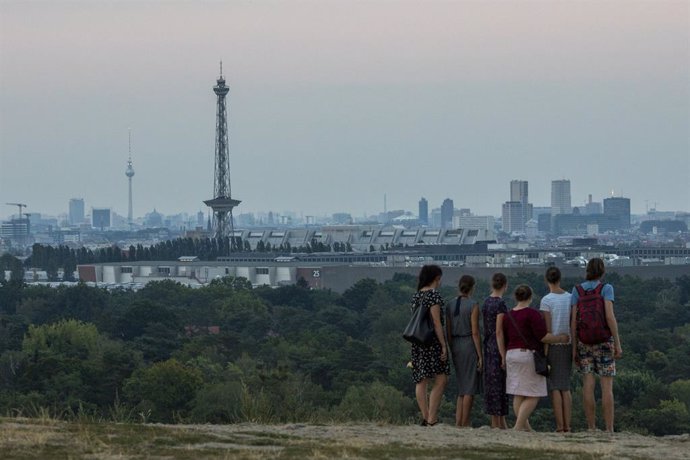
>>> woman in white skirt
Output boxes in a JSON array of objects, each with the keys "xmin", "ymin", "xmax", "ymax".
[{"xmin": 498, "ymin": 285, "xmax": 569, "ymax": 431}]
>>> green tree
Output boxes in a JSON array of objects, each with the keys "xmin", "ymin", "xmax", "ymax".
[{"xmin": 123, "ymin": 359, "xmax": 202, "ymax": 423}]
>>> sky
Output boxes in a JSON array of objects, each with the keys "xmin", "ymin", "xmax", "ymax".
[{"xmin": 0, "ymin": 0, "xmax": 688, "ymax": 220}]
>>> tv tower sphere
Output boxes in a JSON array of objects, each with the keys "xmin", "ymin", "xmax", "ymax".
[
  {"xmin": 126, "ymin": 160, "xmax": 135, "ymax": 178},
  {"xmin": 126, "ymin": 130, "xmax": 135, "ymax": 225}
]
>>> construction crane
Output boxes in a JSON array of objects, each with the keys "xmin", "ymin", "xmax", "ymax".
[{"xmin": 6, "ymin": 203, "xmax": 27, "ymax": 220}]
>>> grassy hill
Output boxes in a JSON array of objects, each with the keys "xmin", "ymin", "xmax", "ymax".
[{"xmin": 2, "ymin": 417, "xmax": 688, "ymax": 459}]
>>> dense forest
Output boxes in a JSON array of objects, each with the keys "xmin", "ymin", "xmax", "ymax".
[{"xmin": 1, "ymin": 257, "xmax": 689, "ymax": 434}]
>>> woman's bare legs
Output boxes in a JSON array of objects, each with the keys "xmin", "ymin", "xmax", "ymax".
[
  {"xmin": 514, "ymin": 396, "xmax": 539, "ymax": 431},
  {"xmin": 428, "ymin": 374, "xmax": 448, "ymax": 424},
  {"xmin": 415, "ymin": 379, "xmax": 430, "ymax": 422}
]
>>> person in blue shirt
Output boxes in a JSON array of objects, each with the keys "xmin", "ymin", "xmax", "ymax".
[{"xmin": 570, "ymin": 258, "xmax": 622, "ymax": 433}]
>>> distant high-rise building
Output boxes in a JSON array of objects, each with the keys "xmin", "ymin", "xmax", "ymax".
[
  {"xmin": 441, "ymin": 199, "xmax": 454, "ymax": 229},
  {"xmin": 197, "ymin": 211, "xmax": 205, "ymax": 227},
  {"xmin": 584, "ymin": 194, "xmax": 603, "ymax": 215},
  {"xmin": 69, "ymin": 198, "xmax": 85, "ymax": 225},
  {"xmin": 430, "ymin": 208, "xmax": 442, "ymax": 227},
  {"xmin": 510, "ymin": 180, "xmax": 528, "ymax": 205},
  {"xmin": 92, "ymin": 208, "xmax": 111, "ymax": 230},
  {"xmin": 551, "ymin": 180, "xmax": 572, "ymax": 216},
  {"xmin": 502, "ymin": 201, "xmax": 524, "ymax": 233},
  {"xmin": 510, "ymin": 179, "xmax": 533, "ymax": 225},
  {"xmin": 603, "ymin": 197, "xmax": 631, "ymax": 230},
  {"xmin": 419, "ymin": 197, "xmax": 429, "ymax": 225}
]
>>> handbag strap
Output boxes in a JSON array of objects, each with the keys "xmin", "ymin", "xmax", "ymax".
[
  {"xmin": 413, "ymin": 291, "xmax": 428, "ymax": 313},
  {"xmin": 505, "ymin": 309, "xmax": 532, "ymax": 350}
]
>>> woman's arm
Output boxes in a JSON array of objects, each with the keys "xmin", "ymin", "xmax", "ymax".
[
  {"xmin": 430, "ymin": 304, "xmax": 447, "ymax": 361},
  {"xmin": 496, "ymin": 313, "xmax": 506, "ymax": 369},
  {"xmin": 471, "ymin": 304, "xmax": 482, "ymax": 371},
  {"xmin": 535, "ymin": 310, "xmax": 568, "ymax": 345},
  {"xmin": 604, "ymin": 300, "xmax": 622, "ymax": 359},
  {"xmin": 540, "ymin": 332, "xmax": 569, "ymax": 344},
  {"xmin": 570, "ymin": 304, "xmax": 579, "ymax": 363},
  {"xmin": 543, "ymin": 310, "xmax": 553, "ymax": 356}
]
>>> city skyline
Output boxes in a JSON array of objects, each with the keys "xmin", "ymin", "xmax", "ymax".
[{"xmin": 1, "ymin": 1, "xmax": 688, "ymax": 219}]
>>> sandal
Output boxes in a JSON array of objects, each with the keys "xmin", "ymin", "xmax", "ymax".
[
  {"xmin": 427, "ymin": 420, "xmax": 440, "ymax": 426},
  {"xmin": 420, "ymin": 419, "xmax": 428, "ymax": 426}
]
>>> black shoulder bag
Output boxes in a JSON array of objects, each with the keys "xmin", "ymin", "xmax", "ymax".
[
  {"xmin": 506, "ymin": 310, "xmax": 549, "ymax": 377},
  {"xmin": 402, "ymin": 295, "xmax": 435, "ymax": 345}
]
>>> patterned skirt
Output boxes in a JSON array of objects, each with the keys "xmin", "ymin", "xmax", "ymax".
[{"xmin": 411, "ymin": 336, "xmax": 451, "ymax": 384}]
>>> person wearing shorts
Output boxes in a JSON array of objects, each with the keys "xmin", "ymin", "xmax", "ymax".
[{"xmin": 571, "ymin": 258, "xmax": 622, "ymax": 433}]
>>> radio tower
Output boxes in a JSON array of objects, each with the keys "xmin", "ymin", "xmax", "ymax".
[
  {"xmin": 204, "ymin": 62, "xmax": 241, "ymax": 247},
  {"xmin": 125, "ymin": 129, "xmax": 135, "ymax": 226}
]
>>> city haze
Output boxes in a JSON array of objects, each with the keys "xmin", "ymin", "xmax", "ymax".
[{"xmin": 0, "ymin": 0, "xmax": 688, "ymax": 220}]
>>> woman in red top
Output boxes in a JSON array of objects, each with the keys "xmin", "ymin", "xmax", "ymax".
[{"xmin": 498, "ymin": 285, "xmax": 569, "ymax": 431}]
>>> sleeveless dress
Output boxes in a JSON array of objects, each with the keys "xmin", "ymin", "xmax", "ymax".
[
  {"xmin": 410, "ymin": 290, "xmax": 451, "ymax": 384},
  {"xmin": 448, "ymin": 296, "xmax": 482, "ymax": 395},
  {"xmin": 482, "ymin": 296, "xmax": 509, "ymax": 416}
]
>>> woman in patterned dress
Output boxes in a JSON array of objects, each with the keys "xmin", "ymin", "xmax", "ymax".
[
  {"xmin": 482, "ymin": 272, "xmax": 509, "ymax": 429},
  {"xmin": 410, "ymin": 264, "xmax": 450, "ymax": 426}
]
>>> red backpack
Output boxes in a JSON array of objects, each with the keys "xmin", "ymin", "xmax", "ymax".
[{"xmin": 575, "ymin": 283, "xmax": 612, "ymax": 345}]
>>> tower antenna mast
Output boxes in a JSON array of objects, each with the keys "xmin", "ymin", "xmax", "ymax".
[
  {"xmin": 125, "ymin": 128, "xmax": 135, "ymax": 226},
  {"xmin": 204, "ymin": 61, "xmax": 241, "ymax": 251}
]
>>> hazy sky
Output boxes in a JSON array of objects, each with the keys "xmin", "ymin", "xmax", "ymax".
[{"xmin": 1, "ymin": 0, "xmax": 688, "ymax": 220}]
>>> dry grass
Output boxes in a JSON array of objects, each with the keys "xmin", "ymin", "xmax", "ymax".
[{"xmin": 0, "ymin": 417, "xmax": 687, "ymax": 459}]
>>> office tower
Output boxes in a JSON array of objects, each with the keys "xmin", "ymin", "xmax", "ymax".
[
  {"xmin": 510, "ymin": 179, "xmax": 533, "ymax": 224},
  {"xmin": 551, "ymin": 180, "xmax": 572, "ymax": 216},
  {"xmin": 603, "ymin": 196, "xmax": 631, "ymax": 230},
  {"xmin": 69, "ymin": 198, "xmax": 85, "ymax": 225},
  {"xmin": 419, "ymin": 197, "xmax": 428, "ymax": 225},
  {"xmin": 92, "ymin": 208, "xmax": 111, "ymax": 230},
  {"xmin": 441, "ymin": 198, "xmax": 454, "ymax": 229},
  {"xmin": 502, "ymin": 201, "xmax": 524, "ymax": 233}
]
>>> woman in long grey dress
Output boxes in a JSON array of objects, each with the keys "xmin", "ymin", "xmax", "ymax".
[{"xmin": 447, "ymin": 275, "xmax": 482, "ymax": 427}]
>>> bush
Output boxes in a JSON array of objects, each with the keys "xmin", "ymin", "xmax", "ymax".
[{"xmin": 338, "ymin": 381, "xmax": 414, "ymax": 423}]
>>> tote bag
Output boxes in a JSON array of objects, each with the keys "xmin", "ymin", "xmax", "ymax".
[{"xmin": 402, "ymin": 298, "xmax": 434, "ymax": 345}]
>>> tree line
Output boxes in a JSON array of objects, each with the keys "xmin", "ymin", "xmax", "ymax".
[{"xmin": 0, "ymin": 264, "xmax": 689, "ymax": 434}]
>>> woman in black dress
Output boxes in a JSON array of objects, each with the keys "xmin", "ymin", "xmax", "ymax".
[
  {"xmin": 482, "ymin": 272, "xmax": 509, "ymax": 429},
  {"xmin": 410, "ymin": 264, "xmax": 450, "ymax": 426}
]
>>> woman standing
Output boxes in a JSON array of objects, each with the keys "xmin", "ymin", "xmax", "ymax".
[
  {"xmin": 499, "ymin": 285, "xmax": 569, "ymax": 431},
  {"xmin": 540, "ymin": 267, "xmax": 573, "ymax": 432},
  {"xmin": 482, "ymin": 273, "xmax": 509, "ymax": 429},
  {"xmin": 410, "ymin": 264, "xmax": 450, "ymax": 426},
  {"xmin": 447, "ymin": 275, "xmax": 482, "ymax": 427}
]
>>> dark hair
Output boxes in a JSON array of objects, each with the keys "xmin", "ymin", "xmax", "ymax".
[
  {"xmin": 514, "ymin": 284, "xmax": 532, "ymax": 302},
  {"xmin": 491, "ymin": 272, "xmax": 507, "ymax": 290},
  {"xmin": 586, "ymin": 258, "xmax": 605, "ymax": 281},
  {"xmin": 417, "ymin": 265, "xmax": 442, "ymax": 291},
  {"xmin": 458, "ymin": 275, "xmax": 475, "ymax": 295},
  {"xmin": 545, "ymin": 266, "xmax": 561, "ymax": 284}
]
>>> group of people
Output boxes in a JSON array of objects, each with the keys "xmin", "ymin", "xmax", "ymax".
[{"xmin": 408, "ymin": 258, "xmax": 622, "ymax": 432}]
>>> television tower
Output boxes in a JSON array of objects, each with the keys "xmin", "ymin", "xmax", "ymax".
[
  {"xmin": 125, "ymin": 129, "xmax": 135, "ymax": 225},
  {"xmin": 204, "ymin": 62, "xmax": 241, "ymax": 245}
]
